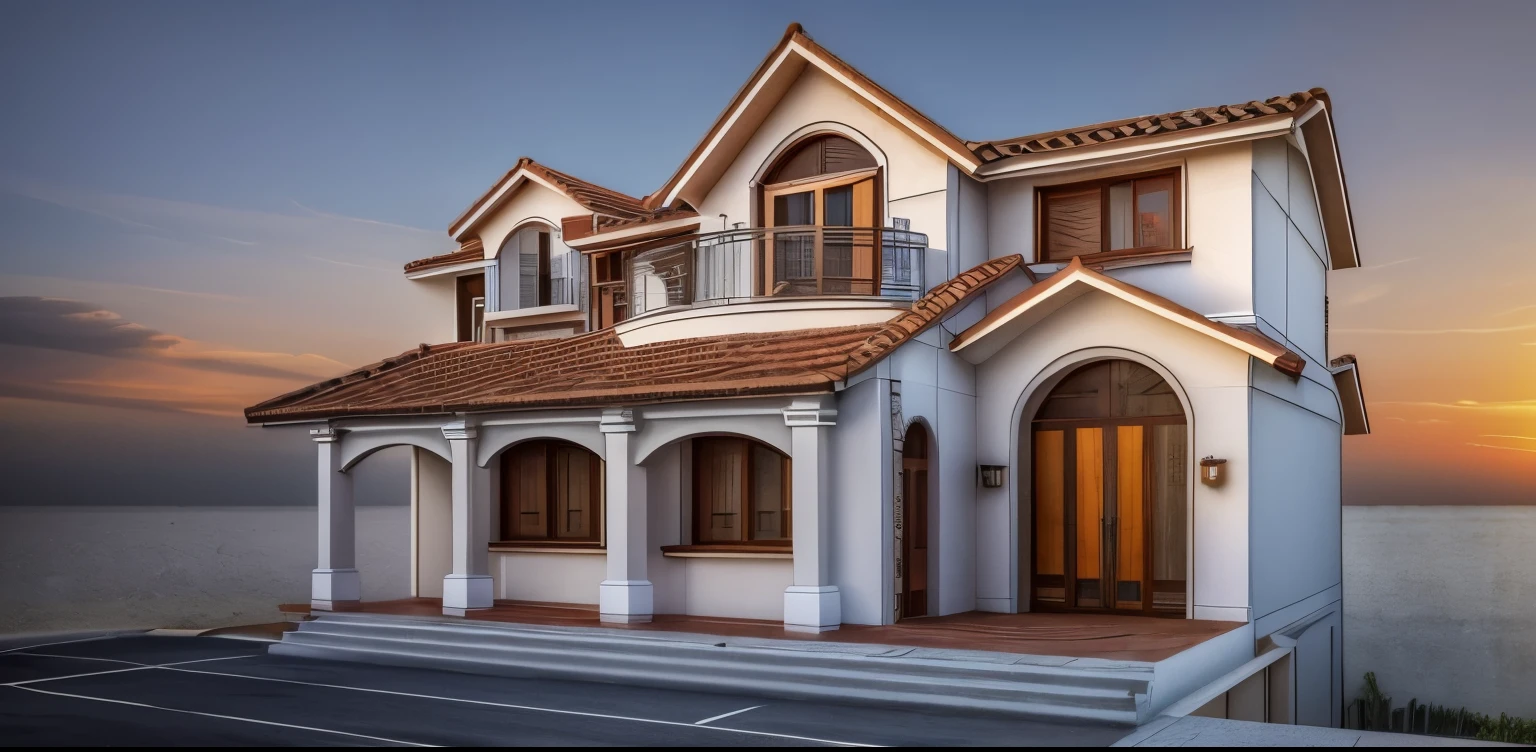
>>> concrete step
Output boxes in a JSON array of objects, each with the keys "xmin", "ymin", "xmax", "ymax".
[
  {"xmin": 296, "ymin": 613, "xmax": 1154, "ymax": 691},
  {"xmin": 269, "ymin": 613, "xmax": 1153, "ymax": 725}
]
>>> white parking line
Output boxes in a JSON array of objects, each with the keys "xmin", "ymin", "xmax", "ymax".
[
  {"xmin": 9, "ymin": 684, "xmax": 434, "ymax": 747},
  {"xmin": 695, "ymin": 704, "xmax": 764, "ymax": 725},
  {"xmin": 0, "ymin": 635, "xmax": 118, "ymax": 656},
  {"xmin": 166, "ymin": 665, "xmax": 876, "ymax": 746},
  {"xmin": 5, "ymin": 654, "xmax": 256, "ymax": 687}
]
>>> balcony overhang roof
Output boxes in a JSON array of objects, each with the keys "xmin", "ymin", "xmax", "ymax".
[
  {"xmin": 949, "ymin": 257, "xmax": 1306, "ymax": 378},
  {"xmin": 247, "ymin": 255, "xmax": 1023, "ymax": 424}
]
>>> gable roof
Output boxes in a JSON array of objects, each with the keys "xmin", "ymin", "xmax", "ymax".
[
  {"xmin": 644, "ymin": 23, "xmax": 980, "ymax": 211},
  {"xmin": 448, "ymin": 157, "xmax": 651, "ymax": 241},
  {"xmin": 635, "ymin": 24, "xmax": 1356, "ymax": 269},
  {"xmin": 247, "ymin": 255, "xmax": 1023, "ymax": 423},
  {"xmin": 949, "ymin": 257, "xmax": 1305, "ymax": 377}
]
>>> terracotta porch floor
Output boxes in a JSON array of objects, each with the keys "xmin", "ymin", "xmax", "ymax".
[{"xmin": 281, "ymin": 599, "xmax": 1241, "ymax": 662}]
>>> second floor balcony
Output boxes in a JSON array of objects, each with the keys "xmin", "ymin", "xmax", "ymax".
[{"xmin": 617, "ymin": 225, "xmax": 928, "ymax": 319}]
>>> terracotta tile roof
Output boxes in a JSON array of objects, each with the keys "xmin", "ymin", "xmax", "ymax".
[
  {"xmin": 449, "ymin": 157, "xmax": 650, "ymax": 237},
  {"xmin": 247, "ymin": 255, "xmax": 1023, "ymax": 423},
  {"xmin": 594, "ymin": 206, "xmax": 700, "ymax": 233},
  {"xmin": 403, "ymin": 238, "xmax": 484, "ymax": 274},
  {"xmin": 967, "ymin": 89, "xmax": 1328, "ymax": 164}
]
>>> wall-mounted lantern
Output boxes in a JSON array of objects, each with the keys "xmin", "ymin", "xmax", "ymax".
[
  {"xmin": 1199, "ymin": 457, "xmax": 1227, "ymax": 485},
  {"xmin": 978, "ymin": 465, "xmax": 1007, "ymax": 488}
]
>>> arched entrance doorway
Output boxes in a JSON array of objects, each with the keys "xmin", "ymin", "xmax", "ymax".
[
  {"xmin": 1030, "ymin": 360, "xmax": 1188, "ymax": 616},
  {"xmin": 899, "ymin": 423, "xmax": 930, "ymax": 619}
]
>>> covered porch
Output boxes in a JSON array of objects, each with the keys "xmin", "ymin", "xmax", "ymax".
[{"xmin": 279, "ymin": 597, "xmax": 1242, "ymax": 663}]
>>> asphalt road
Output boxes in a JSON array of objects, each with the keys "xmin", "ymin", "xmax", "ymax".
[{"xmin": 0, "ymin": 633, "xmax": 1130, "ymax": 747}]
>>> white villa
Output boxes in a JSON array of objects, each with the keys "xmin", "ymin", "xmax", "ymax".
[{"xmin": 249, "ymin": 24, "xmax": 1370, "ymax": 728}]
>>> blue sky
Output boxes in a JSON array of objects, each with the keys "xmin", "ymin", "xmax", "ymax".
[{"xmin": 1, "ymin": 0, "xmax": 1533, "ymax": 506}]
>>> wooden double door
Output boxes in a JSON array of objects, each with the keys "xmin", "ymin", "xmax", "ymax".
[{"xmin": 1030, "ymin": 360, "xmax": 1188, "ymax": 616}]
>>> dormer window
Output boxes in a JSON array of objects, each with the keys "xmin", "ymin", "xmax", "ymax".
[{"xmin": 1038, "ymin": 169, "xmax": 1181, "ymax": 262}]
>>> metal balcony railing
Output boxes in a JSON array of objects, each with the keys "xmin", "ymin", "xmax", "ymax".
[{"xmin": 628, "ymin": 226, "xmax": 927, "ymax": 317}]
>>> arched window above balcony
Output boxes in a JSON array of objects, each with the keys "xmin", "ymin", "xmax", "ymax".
[{"xmin": 764, "ymin": 135, "xmax": 877, "ymax": 184}]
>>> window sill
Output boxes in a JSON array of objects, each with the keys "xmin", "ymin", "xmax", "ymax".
[
  {"xmin": 1031, "ymin": 247, "xmax": 1193, "ymax": 277},
  {"xmin": 489, "ymin": 543, "xmax": 606, "ymax": 555},
  {"xmin": 660, "ymin": 544, "xmax": 793, "ymax": 559}
]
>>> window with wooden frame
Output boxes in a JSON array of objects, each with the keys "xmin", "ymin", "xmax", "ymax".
[
  {"xmin": 691, "ymin": 437, "xmax": 791, "ymax": 547},
  {"xmin": 455, "ymin": 272, "xmax": 485, "ymax": 342},
  {"xmin": 759, "ymin": 135, "xmax": 882, "ymax": 296},
  {"xmin": 499, "ymin": 439, "xmax": 603, "ymax": 545},
  {"xmin": 589, "ymin": 250, "xmax": 627, "ymax": 330},
  {"xmin": 1037, "ymin": 169, "xmax": 1181, "ymax": 263}
]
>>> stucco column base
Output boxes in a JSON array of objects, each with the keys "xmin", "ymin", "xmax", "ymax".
[
  {"xmin": 599, "ymin": 580, "xmax": 653, "ymax": 624},
  {"xmin": 441, "ymin": 574, "xmax": 494, "ymax": 616},
  {"xmin": 783, "ymin": 585, "xmax": 841, "ymax": 632},
  {"xmin": 311, "ymin": 568, "xmax": 361, "ymax": 611}
]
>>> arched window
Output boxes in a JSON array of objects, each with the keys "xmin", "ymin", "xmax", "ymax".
[
  {"xmin": 1031, "ymin": 360, "xmax": 1187, "ymax": 616},
  {"xmin": 692, "ymin": 437, "xmax": 791, "ymax": 545},
  {"xmin": 764, "ymin": 135, "xmax": 877, "ymax": 184},
  {"xmin": 760, "ymin": 135, "xmax": 882, "ymax": 297},
  {"xmin": 500, "ymin": 439, "xmax": 603, "ymax": 544},
  {"xmin": 498, "ymin": 225, "xmax": 552, "ymax": 311}
]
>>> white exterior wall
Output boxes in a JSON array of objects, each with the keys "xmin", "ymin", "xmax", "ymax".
[
  {"xmin": 491, "ymin": 551, "xmax": 604, "ymax": 603},
  {"xmin": 473, "ymin": 183, "xmax": 587, "ymax": 265},
  {"xmin": 1252, "ymin": 136, "xmax": 1331, "ymax": 369},
  {"xmin": 983, "ymin": 142, "xmax": 1255, "ymax": 319},
  {"xmin": 887, "ymin": 327, "xmax": 980, "ymax": 618},
  {"xmin": 972, "ymin": 292, "xmax": 1255, "ymax": 621},
  {"xmin": 828, "ymin": 376, "xmax": 892, "ymax": 625},
  {"xmin": 693, "ymin": 66, "xmax": 950, "ymax": 249},
  {"xmin": 1248, "ymin": 389, "xmax": 1342, "ymax": 622},
  {"xmin": 412, "ymin": 448, "xmax": 452, "ymax": 598}
]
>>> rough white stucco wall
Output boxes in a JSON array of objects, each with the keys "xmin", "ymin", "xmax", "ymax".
[
  {"xmin": 829, "ymin": 376, "xmax": 890, "ymax": 625},
  {"xmin": 693, "ymin": 66, "xmax": 950, "ymax": 248},
  {"xmin": 413, "ymin": 448, "xmax": 452, "ymax": 598},
  {"xmin": 972, "ymin": 292, "xmax": 1255, "ymax": 620},
  {"xmin": 1247, "ymin": 390, "xmax": 1342, "ymax": 621}
]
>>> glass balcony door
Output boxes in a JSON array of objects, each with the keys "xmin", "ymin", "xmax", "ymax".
[{"xmin": 762, "ymin": 168, "xmax": 879, "ymax": 297}]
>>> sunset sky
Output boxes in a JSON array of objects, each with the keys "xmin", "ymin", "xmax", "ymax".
[{"xmin": 0, "ymin": 0, "xmax": 1531, "ymax": 507}]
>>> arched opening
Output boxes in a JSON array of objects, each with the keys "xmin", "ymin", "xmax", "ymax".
[
  {"xmin": 1029, "ymin": 360, "xmax": 1188, "ymax": 616},
  {"xmin": 690, "ymin": 436, "xmax": 791, "ymax": 546},
  {"xmin": 899, "ymin": 423, "xmax": 930, "ymax": 620},
  {"xmin": 498, "ymin": 439, "xmax": 605, "ymax": 544},
  {"xmin": 496, "ymin": 223, "xmax": 554, "ymax": 312},
  {"xmin": 759, "ymin": 134, "xmax": 881, "ymax": 297}
]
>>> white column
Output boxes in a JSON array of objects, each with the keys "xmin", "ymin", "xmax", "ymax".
[
  {"xmin": 599, "ymin": 409, "xmax": 652, "ymax": 623},
  {"xmin": 442, "ymin": 421, "xmax": 494, "ymax": 615},
  {"xmin": 310, "ymin": 427, "xmax": 360, "ymax": 610},
  {"xmin": 783, "ymin": 400, "xmax": 841, "ymax": 631}
]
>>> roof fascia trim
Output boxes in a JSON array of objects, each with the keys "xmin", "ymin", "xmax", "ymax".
[
  {"xmin": 660, "ymin": 38, "xmax": 979, "ymax": 208},
  {"xmin": 950, "ymin": 260, "xmax": 1303, "ymax": 376},
  {"xmin": 567, "ymin": 215, "xmax": 704, "ymax": 250}
]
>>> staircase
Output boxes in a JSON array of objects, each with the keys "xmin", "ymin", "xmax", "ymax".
[{"xmin": 270, "ymin": 612, "xmax": 1156, "ymax": 725}]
